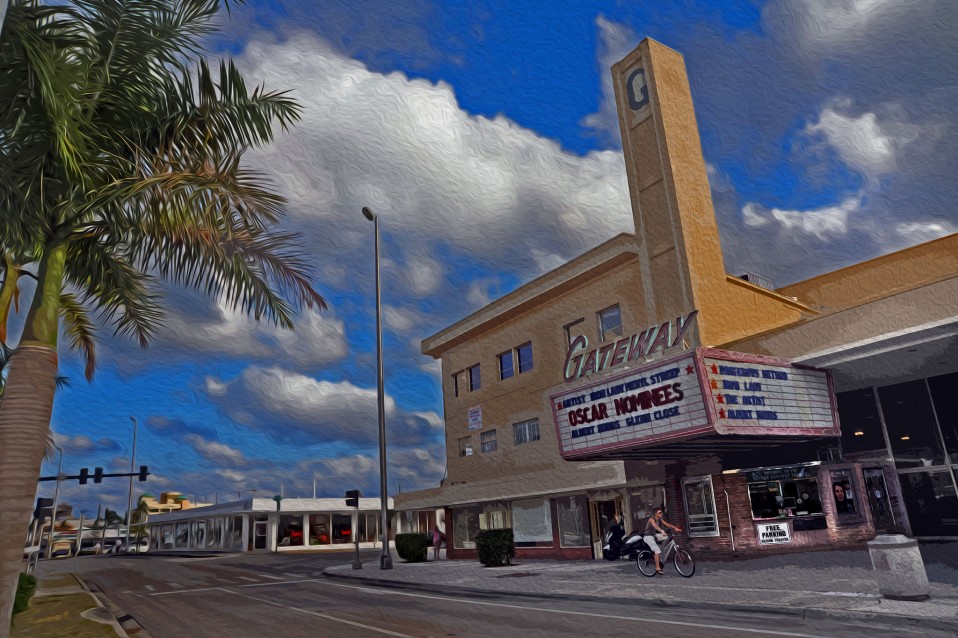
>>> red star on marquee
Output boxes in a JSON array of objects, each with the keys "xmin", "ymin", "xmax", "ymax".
[
  {"xmin": 685, "ymin": 365, "xmax": 694, "ymax": 375},
  {"xmin": 718, "ymin": 408, "xmax": 726, "ymax": 419},
  {"xmin": 710, "ymin": 379, "xmax": 718, "ymax": 390},
  {"xmin": 716, "ymin": 394, "xmax": 725, "ymax": 404},
  {"xmin": 710, "ymin": 363, "xmax": 719, "ymax": 374}
]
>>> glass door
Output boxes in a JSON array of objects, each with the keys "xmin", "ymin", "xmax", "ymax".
[
  {"xmin": 253, "ymin": 520, "xmax": 268, "ymax": 550},
  {"xmin": 863, "ymin": 468, "xmax": 895, "ymax": 530}
]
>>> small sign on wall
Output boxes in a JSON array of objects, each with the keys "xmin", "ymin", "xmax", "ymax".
[
  {"xmin": 757, "ymin": 522, "xmax": 792, "ymax": 545},
  {"xmin": 468, "ymin": 406, "xmax": 482, "ymax": 431}
]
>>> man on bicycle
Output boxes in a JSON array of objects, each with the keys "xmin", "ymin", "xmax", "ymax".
[{"xmin": 643, "ymin": 508, "xmax": 682, "ymax": 574}]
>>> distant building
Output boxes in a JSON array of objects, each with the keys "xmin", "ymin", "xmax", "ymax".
[{"xmin": 146, "ymin": 497, "xmax": 395, "ymax": 553}]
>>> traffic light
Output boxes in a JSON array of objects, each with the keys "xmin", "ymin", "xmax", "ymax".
[
  {"xmin": 138, "ymin": 465, "xmax": 149, "ymax": 482},
  {"xmin": 93, "ymin": 467, "xmax": 104, "ymax": 484},
  {"xmin": 345, "ymin": 490, "xmax": 361, "ymax": 508},
  {"xmin": 78, "ymin": 468, "xmax": 89, "ymax": 485}
]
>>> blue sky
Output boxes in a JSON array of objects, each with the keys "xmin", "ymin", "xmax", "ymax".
[{"xmin": 36, "ymin": 0, "xmax": 957, "ymax": 516}]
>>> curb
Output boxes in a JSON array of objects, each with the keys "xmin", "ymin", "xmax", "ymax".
[
  {"xmin": 321, "ymin": 567, "xmax": 958, "ymax": 634},
  {"xmin": 76, "ymin": 575, "xmax": 154, "ymax": 638}
]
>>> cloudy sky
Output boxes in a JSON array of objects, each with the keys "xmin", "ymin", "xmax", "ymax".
[{"xmin": 36, "ymin": 0, "xmax": 957, "ymax": 516}]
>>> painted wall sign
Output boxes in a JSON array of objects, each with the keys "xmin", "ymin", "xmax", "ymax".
[
  {"xmin": 467, "ymin": 406, "xmax": 482, "ymax": 431},
  {"xmin": 563, "ymin": 310, "xmax": 698, "ymax": 383},
  {"xmin": 551, "ymin": 347, "xmax": 840, "ymax": 459},
  {"xmin": 757, "ymin": 522, "xmax": 791, "ymax": 545},
  {"xmin": 745, "ymin": 466, "xmax": 815, "ymax": 483}
]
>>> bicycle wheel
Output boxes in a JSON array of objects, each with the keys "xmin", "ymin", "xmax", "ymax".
[
  {"xmin": 636, "ymin": 550, "xmax": 658, "ymax": 577},
  {"xmin": 673, "ymin": 548, "xmax": 695, "ymax": 577}
]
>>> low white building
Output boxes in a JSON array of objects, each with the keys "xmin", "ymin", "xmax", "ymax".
[{"xmin": 146, "ymin": 497, "xmax": 396, "ymax": 553}]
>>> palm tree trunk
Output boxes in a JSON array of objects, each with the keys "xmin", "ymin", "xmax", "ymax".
[
  {"xmin": 0, "ymin": 245, "xmax": 64, "ymax": 635},
  {"xmin": 0, "ymin": 255, "xmax": 20, "ymax": 345}
]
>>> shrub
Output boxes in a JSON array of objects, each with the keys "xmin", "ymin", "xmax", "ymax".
[
  {"xmin": 476, "ymin": 529, "xmax": 515, "ymax": 567},
  {"xmin": 14, "ymin": 573, "xmax": 37, "ymax": 617},
  {"xmin": 395, "ymin": 533, "xmax": 431, "ymax": 562}
]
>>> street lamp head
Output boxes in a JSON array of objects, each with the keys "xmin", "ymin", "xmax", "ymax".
[{"xmin": 361, "ymin": 206, "xmax": 376, "ymax": 222}]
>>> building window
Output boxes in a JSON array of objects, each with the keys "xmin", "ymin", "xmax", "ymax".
[
  {"xmin": 557, "ymin": 495, "xmax": 590, "ymax": 547},
  {"xmin": 564, "ymin": 318, "xmax": 585, "ymax": 346},
  {"xmin": 309, "ymin": 514, "xmax": 330, "ymax": 545},
  {"xmin": 747, "ymin": 477, "xmax": 822, "ymax": 520},
  {"xmin": 878, "ymin": 380, "xmax": 945, "ymax": 469},
  {"xmin": 452, "ymin": 506, "xmax": 481, "ymax": 549},
  {"xmin": 929, "ymin": 373, "xmax": 958, "ymax": 460},
  {"xmin": 278, "ymin": 514, "xmax": 304, "ymax": 547},
  {"xmin": 480, "ymin": 429, "xmax": 497, "ymax": 453},
  {"xmin": 513, "ymin": 419, "xmax": 540, "ymax": 446},
  {"xmin": 468, "ymin": 364, "xmax": 481, "ymax": 391},
  {"xmin": 458, "ymin": 436, "xmax": 474, "ymax": 457},
  {"xmin": 517, "ymin": 342, "xmax": 534, "ymax": 373},
  {"xmin": 453, "ymin": 373, "xmax": 460, "ymax": 397},
  {"xmin": 682, "ymin": 476, "xmax": 719, "ymax": 537},
  {"xmin": 510, "ymin": 498, "xmax": 552, "ymax": 546},
  {"xmin": 498, "ymin": 351, "xmax": 514, "ymax": 381},
  {"xmin": 837, "ymin": 389, "xmax": 887, "ymax": 458},
  {"xmin": 332, "ymin": 513, "xmax": 352, "ymax": 543},
  {"xmin": 598, "ymin": 304, "xmax": 623, "ymax": 342}
]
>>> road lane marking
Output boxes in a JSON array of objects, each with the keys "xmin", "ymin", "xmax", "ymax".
[
  {"xmin": 237, "ymin": 576, "xmax": 259, "ymax": 582},
  {"xmin": 144, "ymin": 585, "xmax": 155, "ymax": 592},
  {"xmin": 147, "ymin": 577, "xmax": 832, "ymax": 637},
  {"xmin": 220, "ymin": 589, "xmax": 413, "ymax": 637},
  {"xmin": 259, "ymin": 574, "xmax": 284, "ymax": 580}
]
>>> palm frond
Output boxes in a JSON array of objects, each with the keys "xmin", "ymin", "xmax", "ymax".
[{"xmin": 59, "ymin": 291, "xmax": 97, "ymax": 380}]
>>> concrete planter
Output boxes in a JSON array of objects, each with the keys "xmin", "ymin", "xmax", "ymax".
[{"xmin": 867, "ymin": 534, "xmax": 930, "ymax": 601}]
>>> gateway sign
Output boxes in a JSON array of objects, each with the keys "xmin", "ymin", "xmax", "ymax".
[{"xmin": 551, "ymin": 348, "xmax": 839, "ymax": 459}]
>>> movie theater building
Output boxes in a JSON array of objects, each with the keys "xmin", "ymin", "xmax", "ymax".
[{"xmin": 394, "ymin": 38, "xmax": 958, "ymax": 558}]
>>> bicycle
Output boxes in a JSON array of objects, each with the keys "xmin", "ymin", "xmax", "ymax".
[{"xmin": 636, "ymin": 532, "xmax": 695, "ymax": 578}]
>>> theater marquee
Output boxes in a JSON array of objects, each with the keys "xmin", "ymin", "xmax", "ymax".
[{"xmin": 550, "ymin": 348, "xmax": 840, "ymax": 459}]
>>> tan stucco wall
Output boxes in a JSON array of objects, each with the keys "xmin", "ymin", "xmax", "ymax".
[{"xmin": 776, "ymin": 234, "xmax": 958, "ymax": 315}]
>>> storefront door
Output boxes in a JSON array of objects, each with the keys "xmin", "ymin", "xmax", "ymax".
[
  {"xmin": 589, "ymin": 498, "xmax": 621, "ymax": 558},
  {"xmin": 863, "ymin": 468, "xmax": 895, "ymax": 530},
  {"xmin": 253, "ymin": 520, "xmax": 268, "ymax": 550}
]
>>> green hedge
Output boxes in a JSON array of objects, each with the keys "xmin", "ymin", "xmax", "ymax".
[
  {"xmin": 14, "ymin": 573, "xmax": 37, "ymax": 617},
  {"xmin": 476, "ymin": 529, "xmax": 515, "ymax": 567},
  {"xmin": 395, "ymin": 533, "xmax": 431, "ymax": 562}
]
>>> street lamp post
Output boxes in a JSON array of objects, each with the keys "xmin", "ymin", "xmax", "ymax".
[
  {"xmin": 361, "ymin": 206, "xmax": 393, "ymax": 570},
  {"xmin": 124, "ymin": 417, "xmax": 138, "ymax": 552},
  {"xmin": 45, "ymin": 445, "xmax": 63, "ymax": 559}
]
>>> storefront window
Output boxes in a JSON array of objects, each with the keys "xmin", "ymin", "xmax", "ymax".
[
  {"xmin": 557, "ymin": 495, "xmax": 589, "ymax": 547},
  {"xmin": 837, "ymin": 389, "xmax": 887, "ymax": 458},
  {"xmin": 878, "ymin": 380, "xmax": 946, "ymax": 469},
  {"xmin": 928, "ymin": 373, "xmax": 958, "ymax": 461},
  {"xmin": 278, "ymin": 515, "xmax": 304, "ymax": 547},
  {"xmin": 332, "ymin": 514, "xmax": 351, "ymax": 543},
  {"xmin": 899, "ymin": 470, "xmax": 958, "ymax": 537},
  {"xmin": 479, "ymin": 503, "xmax": 508, "ymax": 530},
  {"xmin": 309, "ymin": 514, "xmax": 330, "ymax": 545},
  {"xmin": 227, "ymin": 516, "xmax": 244, "ymax": 550},
  {"xmin": 829, "ymin": 469, "xmax": 860, "ymax": 516},
  {"xmin": 511, "ymin": 498, "xmax": 552, "ymax": 546},
  {"xmin": 452, "ymin": 506, "xmax": 481, "ymax": 549},
  {"xmin": 682, "ymin": 476, "xmax": 719, "ymax": 537},
  {"xmin": 161, "ymin": 524, "xmax": 173, "ymax": 549},
  {"xmin": 748, "ymin": 478, "xmax": 822, "ymax": 519},
  {"xmin": 175, "ymin": 522, "xmax": 189, "ymax": 548},
  {"xmin": 194, "ymin": 520, "xmax": 207, "ymax": 548}
]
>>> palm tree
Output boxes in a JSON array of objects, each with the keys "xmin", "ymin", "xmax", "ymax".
[{"xmin": 0, "ymin": 1, "xmax": 326, "ymax": 629}]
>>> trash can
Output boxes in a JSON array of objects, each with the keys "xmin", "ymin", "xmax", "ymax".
[{"xmin": 867, "ymin": 534, "xmax": 930, "ymax": 601}]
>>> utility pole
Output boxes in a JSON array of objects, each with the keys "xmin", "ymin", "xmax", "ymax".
[{"xmin": 124, "ymin": 417, "xmax": 138, "ymax": 553}]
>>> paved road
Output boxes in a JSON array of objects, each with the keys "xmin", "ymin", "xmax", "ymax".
[{"xmin": 35, "ymin": 551, "xmax": 956, "ymax": 638}]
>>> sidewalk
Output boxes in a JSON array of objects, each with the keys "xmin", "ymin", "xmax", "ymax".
[
  {"xmin": 10, "ymin": 574, "xmax": 126, "ymax": 637},
  {"xmin": 324, "ymin": 548, "xmax": 958, "ymax": 633}
]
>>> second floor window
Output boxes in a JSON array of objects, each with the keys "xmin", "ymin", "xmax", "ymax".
[
  {"xmin": 513, "ymin": 419, "xmax": 540, "ymax": 446},
  {"xmin": 468, "ymin": 364, "xmax": 481, "ymax": 391},
  {"xmin": 480, "ymin": 430, "xmax": 497, "ymax": 453},
  {"xmin": 517, "ymin": 342, "xmax": 533, "ymax": 373},
  {"xmin": 498, "ymin": 351, "xmax": 514, "ymax": 380},
  {"xmin": 598, "ymin": 304, "xmax": 623, "ymax": 342},
  {"xmin": 458, "ymin": 436, "xmax": 474, "ymax": 457}
]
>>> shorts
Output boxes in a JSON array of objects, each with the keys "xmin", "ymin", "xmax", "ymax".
[{"xmin": 643, "ymin": 534, "xmax": 668, "ymax": 553}]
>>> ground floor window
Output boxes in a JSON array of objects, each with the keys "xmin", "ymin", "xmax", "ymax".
[
  {"xmin": 748, "ymin": 477, "xmax": 822, "ymax": 519},
  {"xmin": 278, "ymin": 515, "xmax": 304, "ymax": 547},
  {"xmin": 309, "ymin": 514, "xmax": 330, "ymax": 545},
  {"xmin": 899, "ymin": 470, "xmax": 958, "ymax": 536},
  {"xmin": 452, "ymin": 506, "xmax": 481, "ymax": 549},
  {"xmin": 332, "ymin": 514, "xmax": 351, "ymax": 543},
  {"xmin": 359, "ymin": 513, "xmax": 379, "ymax": 543},
  {"xmin": 479, "ymin": 503, "xmax": 508, "ymax": 530},
  {"xmin": 194, "ymin": 520, "xmax": 207, "ymax": 548},
  {"xmin": 511, "ymin": 498, "xmax": 552, "ymax": 546},
  {"xmin": 175, "ymin": 522, "xmax": 189, "ymax": 548},
  {"xmin": 829, "ymin": 469, "xmax": 861, "ymax": 517},
  {"xmin": 557, "ymin": 495, "xmax": 590, "ymax": 547},
  {"xmin": 226, "ymin": 517, "xmax": 244, "ymax": 550},
  {"xmin": 682, "ymin": 476, "xmax": 719, "ymax": 537},
  {"xmin": 629, "ymin": 486, "xmax": 666, "ymax": 532}
]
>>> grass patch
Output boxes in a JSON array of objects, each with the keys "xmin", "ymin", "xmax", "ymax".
[{"xmin": 11, "ymin": 593, "xmax": 117, "ymax": 638}]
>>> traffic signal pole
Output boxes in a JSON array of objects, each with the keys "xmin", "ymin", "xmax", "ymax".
[{"xmin": 346, "ymin": 490, "xmax": 362, "ymax": 570}]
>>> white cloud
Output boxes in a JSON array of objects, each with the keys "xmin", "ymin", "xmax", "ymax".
[
  {"xmin": 742, "ymin": 195, "xmax": 862, "ymax": 240},
  {"xmin": 185, "ymin": 435, "xmax": 248, "ymax": 467},
  {"xmin": 383, "ymin": 305, "xmax": 420, "ymax": 334},
  {"xmin": 805, "ymin": 98, "xmax": 922, "ymax": 181},
  {"xmin": 894, "ymin": 221, "xmax": 957, "ymax": 243},
  {"xmin": 238, "ymin": 33, "xmax": 633, "ymax": 290},
  {"xmin": 791, "ymin": 0, "xmax": 907, "ymax": 45},
  {"xmin": 580, "ymin": 15, "xmax": 639, "ymax": 146}
]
